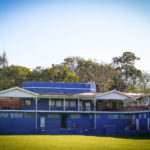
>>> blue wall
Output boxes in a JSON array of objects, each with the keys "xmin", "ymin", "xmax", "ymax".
[
  {"xmin": 23, "ymin": 82, "xmax": 96, "ymax": 93},
  {"xmin": 0, "ymin": 111, "xmax": 150, "ymax": 135}
]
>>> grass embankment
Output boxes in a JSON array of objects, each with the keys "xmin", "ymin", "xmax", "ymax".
[{"xmin": 0, "ymin": 135, "xmax": 150, "ymax": 150}]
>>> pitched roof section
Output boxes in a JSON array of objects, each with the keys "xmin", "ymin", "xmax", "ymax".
[
  {"xmin": 95, "ymin": 90, "xmax": 132, "ymax": 101},
  {"xmin": 0, "ymin": 87, "xmax": 39, "ymax": 98}
]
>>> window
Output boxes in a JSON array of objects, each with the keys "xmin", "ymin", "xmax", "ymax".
[
  {"xmin": 132, "ymin": 115, "xmax": 136, "ymax": 120},
  {"xmin": 48, "ymin": 114, "xmax": 59, "ymax": 118},
  {"xmin": 120, "ymin": 114, "xmax": 131, "ymax": 119},
  {"xmin": 56, "ymin": 101, "xmax": 62, "ymax": 107},
  {"xmin": 139, "ymin": 114, "xmax": 142, "ymax": 119},
  {"xmin": 96, "ymin": 114, "xmax": 102, "ymax": 119},
  {"xmin": 24, "ymin": 112, "xmax": 35, "ymax": 118},
  {"xmin": 65, "ymin": 101, "xmax": 69, "ymax": 107},
  {"xmin": 85, "ymin": 102, "xmax": 91, "ymax": 111},
  {"xmin": 51, "ymin": 100, "xmax": 55, "ymax": 106},
  {"xmin": 70, "ymin": 101, "xmax": 76, "ymax": 107},
  {"xmin": 25, "ymin": 100, "xmax": 31, "ymax": 105},
  {"xmin": 0, "ymin": 113, "xmax": 8, "ymax": 118},
  {"xmin": 71, "ymin": 114, "xmax": 80, "ymax": 119},
  {"xmin": 143, "ymin": 114, "xmax": 147, "ymax": 119},
  {"xmin": 89, "ymin": 114, "xmax": 93, "ymax": 119},
  {"xmin": 10, "ymin": 113, "xmax": 23, "ymax": 118},
  {"xmin": 108, "ymin": 114, "xmax": 119, "ymax": 119}
]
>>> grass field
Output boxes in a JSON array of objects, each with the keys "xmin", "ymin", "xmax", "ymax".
[{"xmin": 0, "ymin": 135, "xmax": 150, "ymax": 150}]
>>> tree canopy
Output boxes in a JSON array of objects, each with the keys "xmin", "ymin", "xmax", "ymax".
[{"xmin": 0, "ymin": 51, "xmax": 150, "ymax": 93}]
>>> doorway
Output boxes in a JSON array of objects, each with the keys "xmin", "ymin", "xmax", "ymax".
[
  {"xmin": 40, "ymin": 117, "xmax": 45, "ymax": 128},
  {"xmin": 61, "ymin": 114, "xmax": 68, "ymax": 128}
]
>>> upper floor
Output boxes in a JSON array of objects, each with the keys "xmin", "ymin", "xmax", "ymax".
[{"xmin": 0, "ymin": 82, "xmax": 148, "ymax": 112}]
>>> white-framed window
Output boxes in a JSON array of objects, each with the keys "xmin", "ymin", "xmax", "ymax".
[
  {"xmin": 85, "ymin": 102, "xmax": 91, "ymax": 111},
  {"xmin": 132, "ymin": 115, "xmax": 136, "ymax": 120},
  {"xmin": 25, "ymin": 100, "xmax": 31, "ymax": 105},
  {"xmin": 120, "ymin": 114, "xmax": 131, "ymax": 119},
  {"xmin": 89, "ymin": 114, "xmax": 93, "ymax": 119},
  {"xmin": 10, "ymin": 113, "xmax": 23, "ymax": 118},
  {"xmin": 48, "ymin": 114, "xmax": 59, "ymax": 118},
  {"xmin": 71, "ymin": 114, "xmax": 80, "ymax": 119},
  {"xmin": 70, "ymin": 101, "xmax": 76, "ymax": 107},
  {"xmin": 65, "ymin": 101, "xmax": 69, "ymax": 107},
  {"xmin": 56, "ymin": 101, "xmax": 62, "ymax": 107},
  {"xmin": 0, "ymin": 113, "xmax": 8, "ymax": 118},
  {"xmin": 96, "ymin": 114, "xmax": 102, "ymax": 119},
  {"xmin": 143, "ymin": 113, "xmax": 147, "ymax": 119},
  {"xmin": 24, "ymin": 112, "xmax": 35, "ymax": 118},
  {"xmin": 139, "ymin": 114, "xmax": 142, "ymax": 119},
  {"xmin": 51, "ymin": 100, "xmax": 55, "ymax": 106},
  {"xmin": 108, "ymin": 114, "xmax": 119, "ymax": 119}
]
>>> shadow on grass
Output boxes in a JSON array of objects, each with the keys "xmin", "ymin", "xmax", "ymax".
[{"xmin": 93, "ymin": 133, "xmax": 150, "ymax": 140}]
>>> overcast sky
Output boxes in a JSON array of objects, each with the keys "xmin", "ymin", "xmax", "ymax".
[{"xmin": 0, "ymin": 0, "xmax": 150, "ymax": 71}]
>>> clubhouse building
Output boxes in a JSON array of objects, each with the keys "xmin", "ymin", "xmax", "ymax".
[{"xmin": 0, "ymin": 82, "xmax": 150, "ymax": 135}]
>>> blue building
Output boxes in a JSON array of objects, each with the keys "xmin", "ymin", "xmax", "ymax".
[{"xmin": 0, "ymin": 82, "xmax": 150, "ymax": 135}]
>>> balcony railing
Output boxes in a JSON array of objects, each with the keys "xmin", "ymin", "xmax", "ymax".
[{"xmin": 1, "ymin": 103, "xmax": 150, "ymax": 112}]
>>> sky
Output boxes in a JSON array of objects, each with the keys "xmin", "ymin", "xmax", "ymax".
[{"xmin": 0, "ymin": 0, "xmax": 150, "ymax": 71}]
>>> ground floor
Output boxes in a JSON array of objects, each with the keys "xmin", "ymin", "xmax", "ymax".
[{"xmin": 0, "ymin": 111, "xmax": 150, "ymax": 135}]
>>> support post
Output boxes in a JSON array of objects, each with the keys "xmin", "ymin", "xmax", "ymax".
[
  {"xmin": 49, "ymin": 98, "xmax": 51, "ymax": 110},
  {"xmin": 147, "ymin": 118, "xmax": 150, "ymax": 130},
  {"xmin": 35, "ymin": 97, "xmax": 38, "ymax": 129},
  {"xmin": 64, "ymin": 98, "xmax": 66, "ymax": 111},
  {"xmin": 94, "ymin": 113, "xmax": 96, "ymax": 129},
  {"xmin": 78, "ymin": 98, "xmax": 80, "ymax": 111},
  {"xmin": 94, "ymin": 98, "xmax": 96, "ymax": 129}
]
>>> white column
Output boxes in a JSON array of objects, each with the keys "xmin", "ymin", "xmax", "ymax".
[
  {"xmin": 94, "ymin": 98, "xmax": 96, "ymax": 111},
  {"xmin": 64, "ymin": 98, "xmax": 66, "ymax": 111},
  {"xmin": 35, "ymin": 97, "xmax": 38, "ymax": 129},
  {"xmin": 147, "ymin": 118, "xmax": 150, "ymax": 130},
  {"xmin": 94, "ymin": 98, "xmax": 96, "ymax": 129},
  {"xmin": 136, "ymin": 118, "xmax": 139, "ymax": 131},
  {"xmin": 78, "ymin": 99, "xmax": 80, "ymax": 111},
  {"xmin": 49, "ymin": 98, "xmax": 51, "ymax": 110},
  {"xmin": 94, "ymin": 113, "xmax": 96, "ymax": 129}
]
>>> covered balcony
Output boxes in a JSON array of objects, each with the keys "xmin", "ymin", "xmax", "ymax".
[{"xmin": 95, "ymin": 90, "xmax": 131, "ymax": 111}]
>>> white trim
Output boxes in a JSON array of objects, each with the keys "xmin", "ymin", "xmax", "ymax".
[
  {"xmin": 24, "ymin": 87, "xmax": 96, "ymax": 91},
  {"xmin": 0, "ymin": 87, "xmax": 39, "ymax": 97},
  {"xmin": 1, "ymin": 109, "xmax": 150, "ymax": 114},
  {"xmin": 95, "ymin": 90, "xmax": 131, "ymax": 99}
]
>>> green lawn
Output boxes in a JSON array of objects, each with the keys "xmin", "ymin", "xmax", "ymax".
[{"xmin": 0, "ymin": 135, "xmax": 150, "ymax": 150}]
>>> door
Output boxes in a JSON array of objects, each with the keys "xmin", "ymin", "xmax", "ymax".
[
  {"xmin": 136, "ymin": 118, "xmax": 139, "ymax": 131},
  {"xmin": 61, "ymin": 114, "xmax": 68, "ymax": 128},
  {"xmin": 40, "ymin": 117, "xmax": 45, "ymax": 128}
]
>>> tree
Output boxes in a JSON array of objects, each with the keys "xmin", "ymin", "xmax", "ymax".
[
  {"xmin": 112, "ymin": 52, "xmax": 141, "ymax": 92},
  {"xmin": 0, "ymin": 51, "xmax": 8, "ymax": 68},
  {"xmin": 139, "ymin": 71, "xmax": 150, "ymax": 93},
  {"xmin": 49, "ymin": 65, "xmax": 80, "ymax": 83},
  {"xmin": 0, "ymin": 65, "xmax": 31, "ymax": 90},
  {"xmin": 63, "ymin": 56, "xmax": 116, "ymax": 92}
]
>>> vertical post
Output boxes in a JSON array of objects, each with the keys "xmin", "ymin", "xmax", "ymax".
[
  {"xmin": 147, "ymin": 118, "xmax": 150, "ymax": 130},
  {"xmin": 94, "ymin": 98, "xmax": 96, "ymax": 129},
  {"xmin": 136, "ymin": 118, "xmax": 139, "ymax": 131},
  {"xmin": 49, "ymin": 98, "xmax": 51, "ymax": 110},
  {"xmin": 35, "ymin": 97, "xmax": 38, "ymax": 129},
  {"xmin": 94, "ymin": 113, "xmax": 96, "ymax": 129},
  {"xmin": 94, "ymin": 98, "xmax": 96, "ymax": 111},
  {"xmin": 78, "ymin": 98, "xmax": 80, "ymax": 111},
  {"xmin": 64, "ymin": 98, "xmax": 66, "ymax": 111}
]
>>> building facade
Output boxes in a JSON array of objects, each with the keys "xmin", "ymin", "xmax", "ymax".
[{"xmin": 0, "ymin": 82, "xmax": 150, "ymax": 135}]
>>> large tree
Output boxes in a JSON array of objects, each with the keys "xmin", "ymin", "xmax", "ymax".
[
  {"xmin": 63, "ymin": 56, "xmax": 116, "ymax": 92},
  {"xmin": 112, "ymin": 52, "xmax": 142, "ymax": 92}
]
